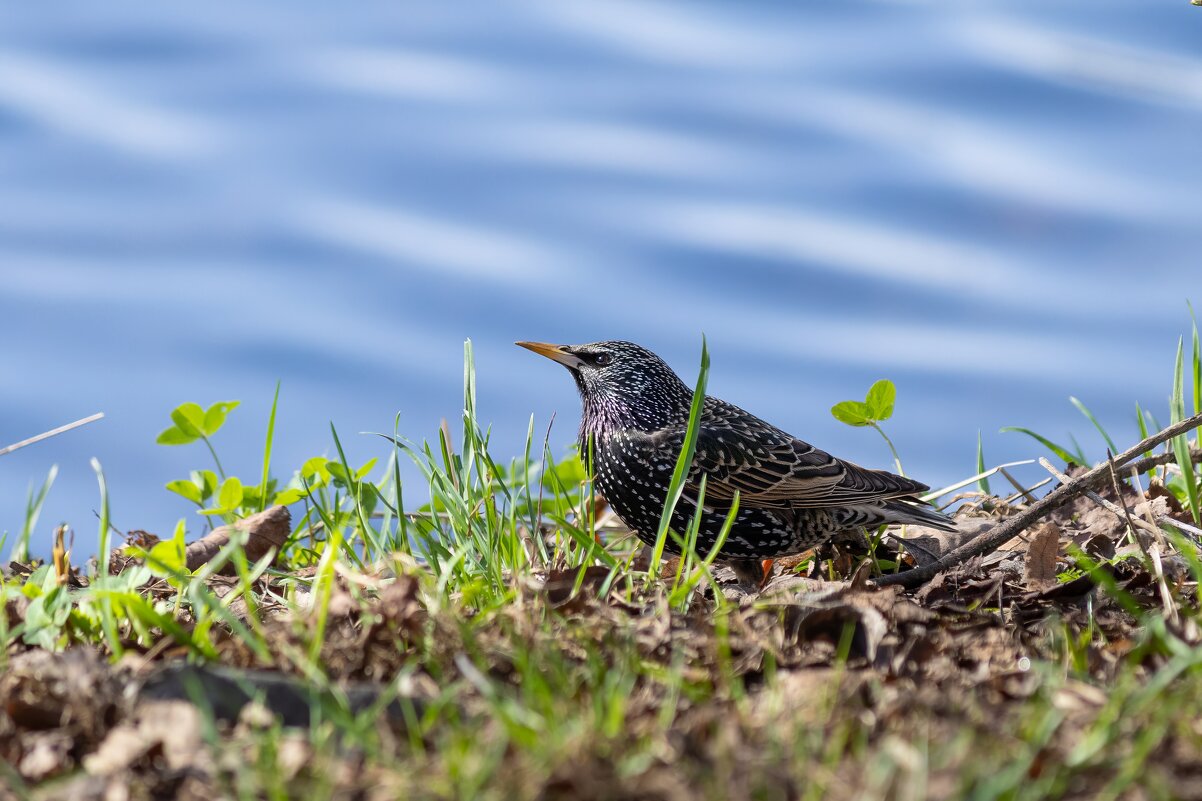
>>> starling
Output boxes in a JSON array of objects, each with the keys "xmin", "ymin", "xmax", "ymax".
[{"xmin": 517, "ymin": 340, "xmax": 954, "ymax": 582}]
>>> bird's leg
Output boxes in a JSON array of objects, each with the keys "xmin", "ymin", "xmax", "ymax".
[
  {"xmin": 760, "ymin": 559, "xmax": 775, "ymax": 589},
  {"xmin": 591, "ymin": 494, "xmax": 610, "ymax": 544}
]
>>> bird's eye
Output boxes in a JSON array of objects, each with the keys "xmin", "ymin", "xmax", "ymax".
[{"xmin": 594, "ymin": 353, "xmax": 612, "ymax": 366}]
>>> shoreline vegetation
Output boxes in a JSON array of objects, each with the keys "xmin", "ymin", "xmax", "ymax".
[{"xmin": 4, "ymin": 324, "xmax": 1202, "ymax": 801}]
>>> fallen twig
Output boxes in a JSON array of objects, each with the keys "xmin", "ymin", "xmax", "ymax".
[
  {"xmin": 0, "ymin": 413, "xmax": 104, "ymax": 457},
  {"xmin": 875, "ymin": 411, "xmax": 1202, "ymax": 589},
  {"xmin": 921, "ymin": 460, "xmax": 1034, "ymax": 502}
]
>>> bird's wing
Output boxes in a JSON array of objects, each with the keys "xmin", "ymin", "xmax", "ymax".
[{"xmin": 639, "ymin": 400, "xmax": 929, "ymax": 510}]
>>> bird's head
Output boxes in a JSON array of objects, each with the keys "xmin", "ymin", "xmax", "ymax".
[{"xmin": 516, "ymin": 340, "xmax": 692, "ymax": 429}]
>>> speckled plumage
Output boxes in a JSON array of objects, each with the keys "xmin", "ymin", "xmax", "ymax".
[{"xmin": 518, "ymin": 340, "xmax": 954, "ymax": 563}]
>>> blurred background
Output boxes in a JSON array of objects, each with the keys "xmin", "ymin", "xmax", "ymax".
[{"xmin": 2, "ymin": 1, "xmax": 1200, "ymax": 555}]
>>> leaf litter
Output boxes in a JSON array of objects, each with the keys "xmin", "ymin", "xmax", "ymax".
[{"xmin": 5, "ymin": 465, "xmax": 1202, "ymax": 799}]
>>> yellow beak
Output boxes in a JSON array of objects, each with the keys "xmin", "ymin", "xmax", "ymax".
[{"xmin": 516, "ymin": 341, "xmax": 584, "ymax": 369}]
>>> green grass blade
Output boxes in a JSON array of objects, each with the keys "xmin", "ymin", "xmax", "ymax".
[
  {"xmin": 999, "ymin": 427, "xmax": 1086, "ymax": 467},
  {"xmin": 543, "ymin": 438, "xmax": 588, "ymax": 558},
  {"xmin": 258, "ymin": 380, "xmax": 280, "ymax": 513},
  {"xmin": 1171, "ymin": 336, "xmax": 1200, "ymax": 524},
  {"xmin": 11, "ymin": 465, "xmax": 57, "ymax": 563},
  {"xmin": 549, "ymin": 514, "xmax": 619, "ymax": 570},
  {"xmin": 1067, "ymin": 433, "xmax": 1088, "ymax": 466},
  {"xmin": 93, "ymin": 459, "xmax": 111, "ymax": 578},
  {"xmin": 1135, "ymin": 402, "xmax": 1153, "ymax": 460},
  {"xmin": 330, "ymin": 423, "xmax": 381, "ymax": 561},
  {"xmin": 648, "ymin": 336, "xmax": 710, "ymax": 579},
  {"xmin": 1190, "ymin": 301, "xmax": 1201, "ymax": 415},
  {"xmin": 308, "ymin": 521, "xmax": 343, "ymax": 666},
  {"xmin": 1069, "ymin": 396, "xmax": 1118, "ymax": 455},
  {"xmin": 463, "ymin": 339, "xmax": 477, "ymax": 450},
  {"xmin": 390, "ymin": 414, "xmax": 412, "ymax": 556},
  {"xmin": 520, "ymin": 414, "xmax": 539, "ymax": 562},
  {"xmin": 91, "ymin": 458, "xmax": 122, "ymax": 657},
  {"xmin": 668, "ymin": 490, "xmax": 739, "ymax": 610},
  {"xmin": 670, "ymin": 474, "xmax": 708, "ymax": 593},
  {"xmin": 584, "ymin": 436, "xmax": 598, "ymax": 568},
  {"xmin": 976, "ymin": 431, "xmax": 990, "ymax": 495}
]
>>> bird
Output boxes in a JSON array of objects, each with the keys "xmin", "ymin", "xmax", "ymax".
[{"xmin": 517, "ymin": 339, "xmax": 955, "ymax": 586}]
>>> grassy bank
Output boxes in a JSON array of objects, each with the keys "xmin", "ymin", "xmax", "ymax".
[{"xmin": 4, "ymin": 330, "xmax": 1202, "ymax": 801}]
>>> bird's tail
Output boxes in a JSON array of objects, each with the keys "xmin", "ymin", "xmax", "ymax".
[
  {"xmin": 880, "ymin": 498, "xmax": 956, "ymax": 532},
  {"xmin": 833, "ymin": 498, "xmax": 957, "ymax": 533}
]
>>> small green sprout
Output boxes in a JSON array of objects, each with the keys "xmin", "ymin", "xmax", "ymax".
[
  {"xmin": 831, "ymin": 379, "xmax": 905, "ymax": 475},
  {"xmin": 156, "ymin": 400, "xmax": 241, "ymax": 478}
]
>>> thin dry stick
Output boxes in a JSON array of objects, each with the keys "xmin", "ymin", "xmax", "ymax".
[
  {"xmin": 1004, "ymin": 477, "xmax": 1052, "ymax": 505},
  {"xmin": 1124, "ymin": 464, "xmax": 1202, "ymax": 543},
  {"xmin": 1106, "ymin": 454, "xmax": 1177, "ymax": 623},
  {"xmin": 1124, "ymin": 446, "xmax": 1202, "ymax": 477},
  {"xmin": 1104, "ymin": 456, "xmax": 1155, "ymax": 551},
  {"xmin": 1039, "ymin": 456, "xmax": 1202, "ymax": 545},
  {"xmin": 1127, "ymin": 467, "xmax": 1161, "ymax": 535},
  {"xmin": 1037, "ymin": 458, "xmax": 1163, "ymax": 544},
  {"xmin": 875, "ymin": 411, "xmax": 1202, "ymax": 589},
  {"xmin": 0, "ymin": 413, "xmax": 105, "ymax": 457},
  {"xmin": 999, "ymin": 467, "xmax": 1038, "ymax": 504}
]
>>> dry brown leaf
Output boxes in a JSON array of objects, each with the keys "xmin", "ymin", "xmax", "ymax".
[
  {"xmin": 768, "ymin": 583, "xmax": 897, "ymax": 664},
  {"xmin": 83, "ymin": 700, "xmax": 203, "ymax": 776},
  {"xmin": 185, "ymin": 505, "xmax": 291, "ymax": 572},
  {"xmin": 791, "ymin": 602, "xmax": 889, "ymax": 663},
  {"xmin": 1, "ymin": 649, "xmax": 125, "ymax": 743},
  {"xmin": 51, "ymin": 524, "xmax": 70, "ymax": 587},
  {"xmin": 1024, "ymin": 523, "xmax": 1061, "ymax": 591},
  {"xmin": 366, "ymin": 573, "xmax": 427, "ymax": 641},
  {"xmin": 534, "ymin": 565, "xmax": 617, "ymax": 608},
  {"xmin": 18, "ymin": 732, "xmax": 72, "ymax": 781},
  {"xmin": 896, "ymin": 519, "xmax": 991, "ymax": 568}
]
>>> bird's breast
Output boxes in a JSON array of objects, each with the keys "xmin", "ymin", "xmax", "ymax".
[{"xmin": 589, "ymin": 430, "xmax": 672, "ymax": 532}]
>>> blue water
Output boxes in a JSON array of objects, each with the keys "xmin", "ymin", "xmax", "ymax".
[{"xmin": 2, "ymin": 1, "xmax": 1200, "ymax": 556}]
